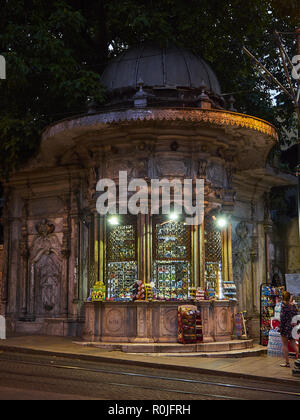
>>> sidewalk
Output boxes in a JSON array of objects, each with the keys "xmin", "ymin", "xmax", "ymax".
[{"xmin": 0, "ymin": 335, "xmax": 299, "ymax": 386}]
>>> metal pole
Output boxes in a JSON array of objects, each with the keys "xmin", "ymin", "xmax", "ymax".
[
  {"xmin": 297, "ymin": 27, "xmax": 300, "ymax": 239},
  {"xmin": 292, "ymin": 19, "xmax": 300, "ymax": 377}
]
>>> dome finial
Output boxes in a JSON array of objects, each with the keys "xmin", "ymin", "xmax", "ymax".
[
  {"xmin": 133, "ymin": 78, "xmax": 148, "ymax": 108},
  {"xmin": 137, "ymin": 78, "xmax": 144, "ymax": 88},
  {"xmin": 200, "ymin": 80, "xmax": 207, "ymax": 92},
  {"xmin": 196, "ymin": 80, "xmax": 211, "ymax": 109}
]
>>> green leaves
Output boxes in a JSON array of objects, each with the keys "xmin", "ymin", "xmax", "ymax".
[
  {"xmin": 0, "ymin": 0, "xmax": 297, "ymax": 178},
  {"xmin": 0, "ymin": 0, "xmax": 106, "ymax": 177}
]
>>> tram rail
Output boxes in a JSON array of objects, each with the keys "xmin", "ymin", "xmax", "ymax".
[{"xmin": 0, "ymin": 355, "xmax": 299, "ymax": 400}]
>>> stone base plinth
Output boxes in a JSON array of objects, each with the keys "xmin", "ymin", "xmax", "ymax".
[
  {"xmin": 12, "ymin": 317, "xmax": 84, "ymax": 337},
  {"xmin": 76, "ymin": 339, "xmax": 255, "ymax": 354},
  {"xmin": 82, "ymin": 300, "xmax": 237, "ymax": 344}
]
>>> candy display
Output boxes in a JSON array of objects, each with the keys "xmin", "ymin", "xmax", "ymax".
[
  {"xmin": 155, "ymin": 221, "xmax": 189, "ymax": 260},
  {"xmin": 107, "ymin": 224, "xmax": 136, "ymax": 261},
  {"xmin": 152, "ymin": 261, "xmax": 192, "ymax": 300},
  {"xmin": 91, "ymin": 281, "xmax": 106, "ymax": 302},
  {"xmin": 177, "ymin": 305, "xmax": 203, "ymax": 344},
  {"xmin": 206, "ymin": 287, "xmax": 216, "ymax": 300},
  {"xmin": 260, "ymin": 284, "xmax": 285, "ymax": 346},
  {"xmin": 204, "ymin": 217, "xmax": 223, "ymax": 299},
  {"xmin": 131, "ymin": 280, "xmax": 145, "ymax": 301},
  {"xmin": 107, "ymin": 261, "xmax": 137, "ymax": 299},
  {"xmin": 102, "ymin": 216, "xmax": 239, "ymax": 304},
  {"xmin": 153, "ymin": 219, "xmax": 192, "ymax": 300},
  {"xmin": 195, "ymin": 288, "xmax": 205, "ymax": 301},
  {"xmin": 205, "ymin": 262, "xmax": 220, "ymax": 299},
  {"xmin": 106, "ymin": 222, "xmax": 138, "ymax": 300},
  {"xmin": 190, "ymin": 288, "xmax": 196, "ymax": 300},
  {"xmin": 144, "ymin": 283, "xmax": 154, "ymax": 301},
  {"xmin": 223, "ymin": 281, "xmax": 237, "ymax": 300}
]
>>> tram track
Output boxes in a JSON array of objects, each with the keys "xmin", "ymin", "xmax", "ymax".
[
  {"xmin": 0, "ymin": 354, "xmax": 299, "ymax": 400},
  {"xmin": 0, "ymin": 357, "xmax": 241, "ymax": 400}
]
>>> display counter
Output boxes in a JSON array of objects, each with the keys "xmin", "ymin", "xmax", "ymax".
[{"xmin": 82, "ymin": 299, "xmax": 237, "ymax": 343}]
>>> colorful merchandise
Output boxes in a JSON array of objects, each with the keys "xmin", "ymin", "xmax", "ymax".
[
  {"xmin": 144, "ymin": 283, "xmax": 154, "ymax": 301},
  {"xmin": 91, "ymin": 281, "xmax": 106, "ymax": 302},
  {"xmin": 190, "ymin": 288, "xmax": 196, "ymax": 300},
  {"xmin": 274, "ymin": 302, "xmax": 282, "ymax": 320},
  {"xmin": 235, "ymin": 313, "xmax": 243, "ymax": 338},
  {"xmin": 260, "ymin": 284, "xmax": 285, "ymax": 346},
  {"xmin": 106, "ymin": 223, "xmax": 138, "ymax": 299},
  {"xmin": 234, "ymin": 312, "xmax": 248, "ymax": 339},
  {"xmin": 153, "ymin": 220, "xmax": 191, "ymax": 300},
  {"xmin": 131, "ymin": 280, "xmax": 145, "ymax": 300},
  {"xmin": 177, "ymin": 305, "xmax": 203, "ymax": 344},
  {"xmin": 267, "ymin": 328, "xmax": 283, "ymax": 357},
  {"xmin": 223, "ymin": 281, "xmax": 237, "ymax": 300},
  {"xmin": 206, "ymin": 288, "xmax": 216, "ymax": 299},
  {"xmin": 205, "ymin": 262, "xmax": 220, "ymax": 298},
  {"xmin": 195, "ymin": 288, "xmax": 205, "ymax": 301}
]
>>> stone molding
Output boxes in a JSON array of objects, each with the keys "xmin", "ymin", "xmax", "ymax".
[{"xmin": 42, "ymin": 108, "xmax": 278, "ymax": 143}]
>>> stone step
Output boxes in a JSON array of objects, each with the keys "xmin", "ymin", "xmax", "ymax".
[
  {"xmin": 74, "ymin": 339, "xmax": 255, "ymax": 354},
  {"xmin": 142, "ymin": 345, "xmax": 267, "ymax": 358}
]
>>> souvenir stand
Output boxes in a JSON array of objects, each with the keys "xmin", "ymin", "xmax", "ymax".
[
  {"xmin": 83, "ymin": 214, "xmax": 238, "ymax": 344},
  {"xmin": 260, "ymin": 284, "xmax": 285, "ymax": 346}
]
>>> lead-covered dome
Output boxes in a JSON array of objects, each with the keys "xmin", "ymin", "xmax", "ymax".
[{"xmin": 100, "ymin": 44, "xmax": 224, "ymax": 109}]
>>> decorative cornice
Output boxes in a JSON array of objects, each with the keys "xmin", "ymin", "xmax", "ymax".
[{"xmin": 42, "ymin": 107, "xmax": 278, "ymax": 143}]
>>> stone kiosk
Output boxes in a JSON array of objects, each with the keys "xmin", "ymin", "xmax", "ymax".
[{"xmin": 1, "ymin": 44, "xmax": 294, "ymax": 346}]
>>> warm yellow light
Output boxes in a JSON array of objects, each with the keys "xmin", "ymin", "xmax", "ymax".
[
  {"xmin": 108, "ymin": 216, "xmax": 119, "ymax": 225},
  {"xmin": 216, "ymin": 217, "xmax": 227, "ymax": 229},
  {"xmin": 169, "ymin": 212, "xmax": 179, "ymax": 221}
]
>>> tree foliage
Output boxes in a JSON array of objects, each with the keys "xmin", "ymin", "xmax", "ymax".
[{"xmin": 0, "ymin": 0, "xmax": 298, "ymax": 177}]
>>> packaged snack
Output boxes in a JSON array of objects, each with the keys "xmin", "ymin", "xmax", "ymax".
[
  {"xmin": 131, "ymin": 280, "xmax": 145, "ymax": 300},
  {"xmin": 177, "ymin": 305, "xmax": 203, "ymax": 344},
  {"xmin": 91, "ymin": 281, "xmax": 106, "ymax": 302}
]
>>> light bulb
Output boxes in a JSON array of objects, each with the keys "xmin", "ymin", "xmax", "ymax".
[
  {"xmin": 169, "ymin": 212, "xmax": 179, "ymax": 221},
  {"xmin": 216, "ymin": 217, "xmax": 227, "ymax": 229},
  {"xmin": 108, "ymin": 216, "xmax": 119, "ymax": 225}
]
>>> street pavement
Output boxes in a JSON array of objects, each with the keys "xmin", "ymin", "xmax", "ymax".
[
  {"xmin": 0, "ymin": 350, "xmax": 299, "ymax": 401},
  {"xmin": 0, "ymin": 335, "xmax": 299, "ymax": 386}
]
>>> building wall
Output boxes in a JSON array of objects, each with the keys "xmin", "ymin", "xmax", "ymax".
[
  {"xmin": 0, "ymin": 245, "xmax": 3, "ymax": 316},
  {"xmin": 286, "ymin": 217, "xmax": 300, "ymax": 274}
]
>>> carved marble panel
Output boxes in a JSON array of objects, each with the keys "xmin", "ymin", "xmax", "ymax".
[
  {"xmin": 160, "ymin": 307, "xmax": 178, "ymax": 337},
  {"xmin": 155, "ymin": 159, "xmax": 189, "ymax": 178},
  {"xmin": 103, "ymin": 307, "xmax": 125, "ymax": 336},
  {"xmin": 28, "ymin": 197, "xmax": 64, "ymax": 217},
  {"xmin": 29, "ymin": 220, "xmax": 63, "ymax": 317},
  {"xmin": 232, "ymin": 221, "xmax": 251, "ymax": 283},
  {"xmin": 105, "ymin": 158, "xmax": 148, "ymax": 180},
  {"xmin": 34, "ymin": 253, "xmax": 61, "ymax": 316},
  {"xmin": 206, "ymin": 162, "xmax": 226, "ymax": 187}
]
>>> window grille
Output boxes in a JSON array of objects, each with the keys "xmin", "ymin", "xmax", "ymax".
[
  {"xmin": 204, "ymin": 217, "xmax": 222, "ymax": 298},
  {"xmin": 152, "ymin": 218, "xmax": 191, "ymax": 300},
  {"xmin": 106, "ymin": 218, "xmax": 137, "ymax": 299}
]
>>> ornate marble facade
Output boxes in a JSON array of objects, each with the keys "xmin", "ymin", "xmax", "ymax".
[{"xmin": 0, "ymin": 45, "xmax": 297, "ymax": 342}]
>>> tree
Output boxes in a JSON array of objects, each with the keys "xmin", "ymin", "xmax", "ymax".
[{"xmin": 0, "ymin": 0, "xmax": 298, "ymax": 177}]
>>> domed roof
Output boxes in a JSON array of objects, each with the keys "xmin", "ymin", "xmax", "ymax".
[{"xmin": 101, "ymin": 44, "xmax": 221, "ymax": 95}]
